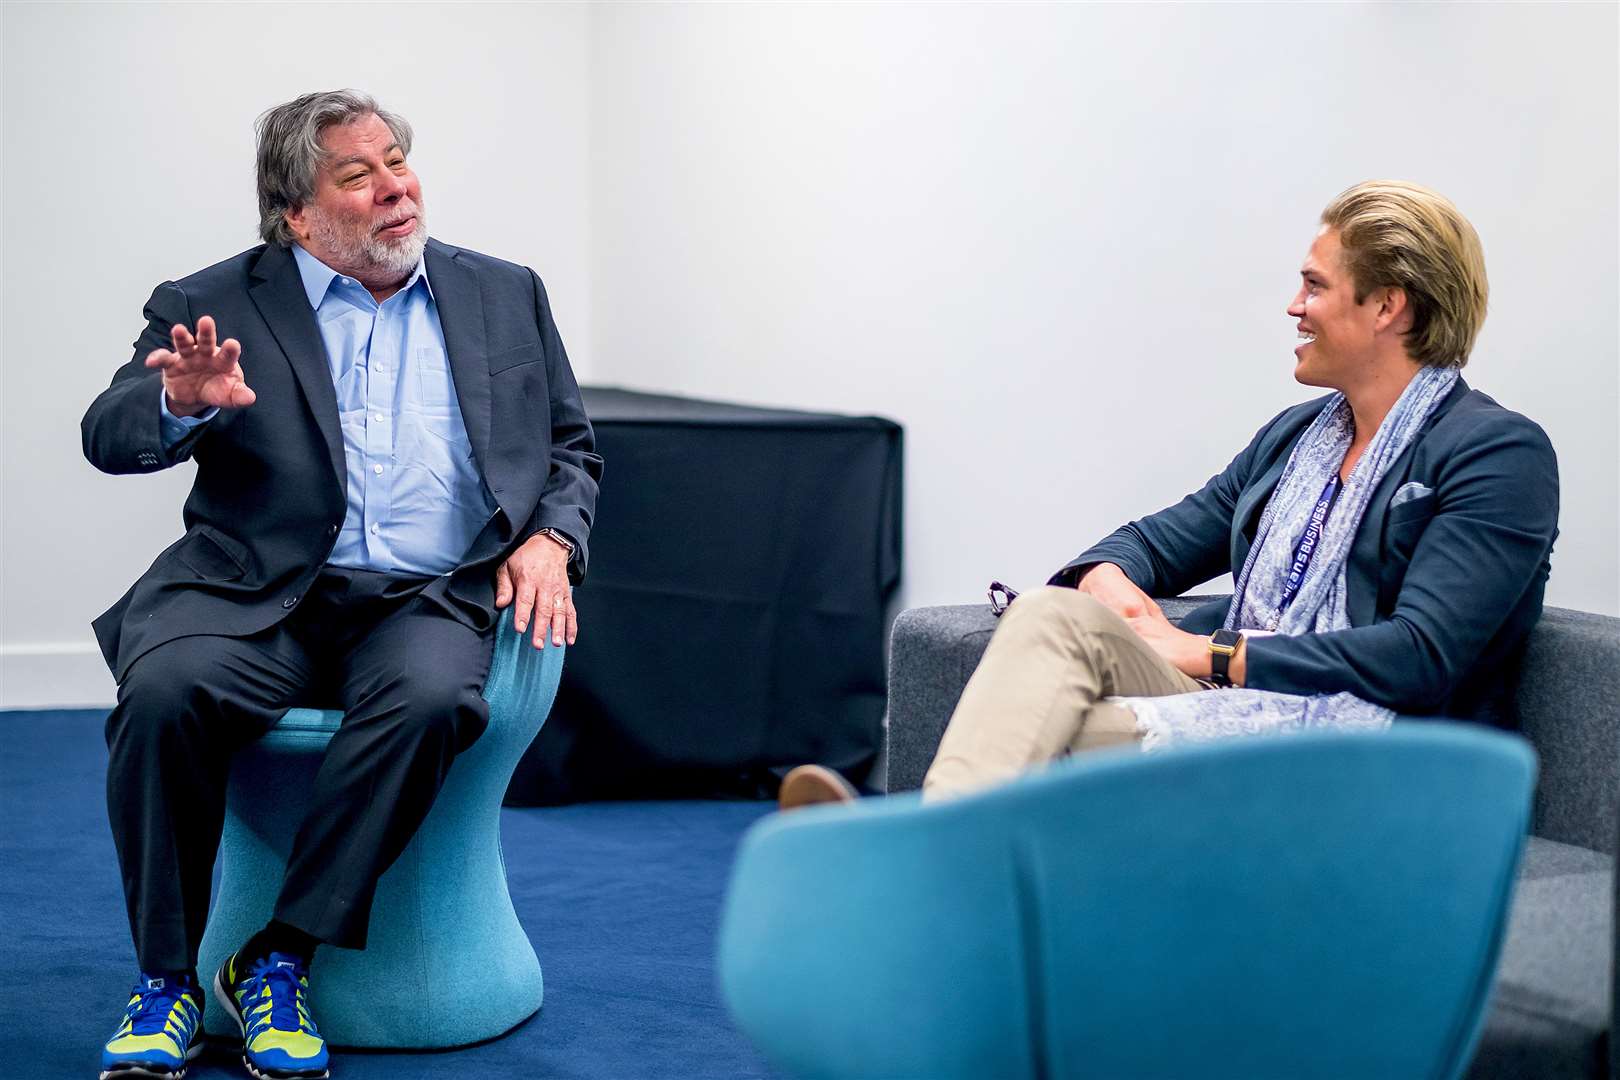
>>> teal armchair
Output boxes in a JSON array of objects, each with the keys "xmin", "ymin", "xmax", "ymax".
[
  {"xmin": 198, "ymin": 610, "xmax": 562, "ymax": 1048},
  {"xmin": 719, "ymin": 726, "xmax": 1535, "ymax": 1080}
]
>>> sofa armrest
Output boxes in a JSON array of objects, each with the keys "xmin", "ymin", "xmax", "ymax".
[
  {"xmin": 1513, "ymin": 607, "xmax": 1620, "ymax": 857},
  {"xmin": 884, "ymin": 605, "xmax": 997, "ymax": 793}
]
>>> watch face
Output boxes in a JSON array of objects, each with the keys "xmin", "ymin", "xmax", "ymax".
[{"xmin": 1212, "ymin": 629, "xmax": 1243, "ymax": 648}]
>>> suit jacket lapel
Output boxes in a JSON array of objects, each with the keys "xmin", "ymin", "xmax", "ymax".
[
  {"xmin": 1343, "ymin": 376, "xmax": 1470, "ymax": 625},
  {"xmin": 425, "ymin": 241, "xmax": 494, "ymax": 492},
  {"xmin": 1230, "ymin": 452, "xmax": 1291, "ymax": 573},
  {"xmin": 248, "ymin": 245, "xmax": 345, "ymax": 491}
]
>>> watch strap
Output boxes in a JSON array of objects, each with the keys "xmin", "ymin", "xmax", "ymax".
[{"xmin": 537, "ymin": 528, "xmax": 574, "ymax": 556}]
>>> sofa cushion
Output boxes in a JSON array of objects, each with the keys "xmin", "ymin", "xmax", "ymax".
[{"xmin": 1468, "ymin": 837, "xmax": 1613, "ymax": 1079}]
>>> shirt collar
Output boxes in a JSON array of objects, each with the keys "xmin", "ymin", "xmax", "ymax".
[{"xmin": 291, "ymin": 243, "xmax": 432, "ymax": 309}]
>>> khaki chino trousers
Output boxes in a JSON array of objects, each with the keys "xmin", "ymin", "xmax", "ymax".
[{"xmin": 923, "ymin": 586, "xmax": 1203, "ymax": 801}]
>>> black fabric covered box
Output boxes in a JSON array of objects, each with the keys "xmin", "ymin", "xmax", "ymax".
[{"xmin": 507, "ymin": 387, "xmax": 902, "ymax": 805}]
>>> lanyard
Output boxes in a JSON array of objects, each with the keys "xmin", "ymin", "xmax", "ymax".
[{"xmin": 1278, "ymin": 476, "xmax": 1340, "ymax": 611}]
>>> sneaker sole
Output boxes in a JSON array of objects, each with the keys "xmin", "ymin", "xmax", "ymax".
[
  {"xmin": 241, "ymin": 1062, "xmax": 330, "ymax": 1080},
  {"xmin": 212, "ymin": 960, "xmax": 330, "ymax": 1080},
  {"xmin": 99, "ymin": 1041, "xmax": 203, "ymax": 1080}
]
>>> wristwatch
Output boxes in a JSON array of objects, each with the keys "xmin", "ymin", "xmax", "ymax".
[
  {"xmin": 1208, "ymin": 629, "xmax": 1244, "ymax": 687},
  {"xmin": 537, "ymin": 528, "xmax": 574, "ymax": 556}
]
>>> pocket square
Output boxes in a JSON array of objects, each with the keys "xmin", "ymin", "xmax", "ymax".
[{"xmin": 1390, "ymin": 481, "xmax": 1433, "ymax": 508}]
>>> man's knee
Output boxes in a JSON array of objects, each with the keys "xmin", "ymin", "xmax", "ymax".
[
  {"xmin": 107, "ymin": 638, "xmax": 286, "ymax": 759},
  {"xmin": 107, "ymin": 648, "xmax": 215, "ymax": 753},
  {"xmin": 364, "ymin": 676, "xmax": 488, "ymax": 753},
  {"xmin": 1004, "ymin": 585, "xmax": 1119, "ymax": 631}
]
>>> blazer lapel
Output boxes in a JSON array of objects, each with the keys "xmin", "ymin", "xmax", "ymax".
[
  {"xmin": 248, "ymin": 245, "xmax": 345, "ymax": 490},
  {"xmin": 425, "ymin": 241, "xmax": 494, "ymax": 493},
  {"xmin": 1344, "ymin": 377, "xmax": 1471, "ymax": 625},
  {"xmin": 1230, "ymin": 452, "xmax": 1291, "ymax": 573}
]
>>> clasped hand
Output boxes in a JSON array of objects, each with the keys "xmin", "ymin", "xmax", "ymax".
[
  {"xmin": 496, "ymin": 533, "xmax": 577, "ymax": 649},
  {"xmin": 146, "ymin": 316, "xmax": 255, "ymax": 416},
  {"xmin": 1078, "ymin": 563, "xmax": 1209, "ymax": 678}
]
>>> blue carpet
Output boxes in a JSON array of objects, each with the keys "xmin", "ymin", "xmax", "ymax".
[{"xmin": 0, "ymin": 709, "xmax": 780, "ymax": 1080}]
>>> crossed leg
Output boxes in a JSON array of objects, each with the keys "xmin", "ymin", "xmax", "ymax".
[{"xmin": 922, "ymin": 587, "xmax": 1202, "ymax": 802}]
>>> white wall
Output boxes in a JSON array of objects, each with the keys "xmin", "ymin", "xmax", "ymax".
[
  {"xmin": 3, "ymin": 2, "xmax": 1616, "ymax": 708},
  {"xmin": 588, "ymin": 2, "xmax": 1619, "ymax": 617},
  {"xmin": 1, "ymin": 2, "xmax": 594, "ymax": 706}
]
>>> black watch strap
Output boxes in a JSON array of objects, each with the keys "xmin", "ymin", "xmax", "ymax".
[{"xmin": 1209, "ymin": 629, "xmax": 1243, "ymax": 687}]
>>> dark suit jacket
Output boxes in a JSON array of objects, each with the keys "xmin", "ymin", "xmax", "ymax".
[
  {"xmin": 1052, "ymin": 380, "xmax": 1559, "ymax": 718},
  {"xmin": 83, "ymin": 239, "xmax": 603, "ymax": 682}
]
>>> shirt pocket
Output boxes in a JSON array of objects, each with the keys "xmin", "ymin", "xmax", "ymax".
[{"xmin": 415, "ymin": 345, "xmax": 456, "ymax": 410}]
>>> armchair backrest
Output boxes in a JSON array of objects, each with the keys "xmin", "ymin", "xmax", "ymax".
[{"xmin": 723, "ymin": 726, "xmax": 1535, "ymax": 1080}]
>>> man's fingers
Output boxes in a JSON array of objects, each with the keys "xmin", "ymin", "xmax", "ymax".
[
  {"xmin": 564, "ymin": 596, "xmax": 578, "ymax": 646},
  {"xmin": 494, "ymin": 563, "xmax": 514, "ymax": 608},
  {"xmin": 228, "ymin": 380, "xmax": 257, "ymax": 408},
  {"xmin": 194, "ymin": 316, "xmax": 217, "ymax": 352},
  {"xmin": 550, "ymin": 594, "xmax": 566, "ymax": 647},
  {"xmin": 170, "ymin": 323, "xmax": 196, "ymax": 355},
  {"xmin": 536, "ymin": 593, "xmax": 561, "ymax": 649},
  {"xmin": 145, "ymin": 348, "xmax": 178, "ymax": 369},
  {"xmin": 512, "ymin": 579, "xmax": 536, "ymax": 636},
  {"xmin": 220, "ymin": 338, "xmax": 242, "ymax": 366}
]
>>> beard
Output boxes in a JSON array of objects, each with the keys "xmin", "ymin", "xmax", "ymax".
[{"xmin": 306, "ymin": 197, "xmax": 429, "ymax": 283}]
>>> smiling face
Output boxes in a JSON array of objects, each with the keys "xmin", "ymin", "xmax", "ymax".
[
  {"xmin": 285, "ymin": 112, "xmax": 426, "ymax": 289},
  {"xmin": 1286, "ymin": 226, "xmax": 1384, "ymax": 392}
]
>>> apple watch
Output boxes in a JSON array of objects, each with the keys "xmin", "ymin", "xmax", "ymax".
[{"xmin": 1209, "ymin": 629, "xmax": 1244, "ymax": 687}]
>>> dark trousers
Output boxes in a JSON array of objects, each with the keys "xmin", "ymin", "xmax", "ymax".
[{"xmin": 105, "ymin": 568, "xmax": 494, "ymax": 974}]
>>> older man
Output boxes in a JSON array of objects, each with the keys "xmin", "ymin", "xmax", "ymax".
[
  {"xmin": 85, "ymin": 90, "xmax": 600, "ymax": 1080},
  {"xmin": 782, "ymin": 180, "xmax": 1559, "ymax": 807}
]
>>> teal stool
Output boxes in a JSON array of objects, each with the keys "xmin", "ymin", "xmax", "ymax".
[
  {"xmin": 719, "ymin": 725, "xmax": 1535, "ymax": 1080},
  {"xmin": 197, "ymin": 610, "xmax": 562, "ymax": 1048}
]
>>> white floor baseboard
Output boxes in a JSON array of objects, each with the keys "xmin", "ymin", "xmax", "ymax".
[{"xmin": 0, "ymin": 643, "xmax": 116, "ymax": 709}]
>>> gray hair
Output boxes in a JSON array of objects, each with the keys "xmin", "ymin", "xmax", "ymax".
[{"xmin": 255, "ymin": 89, "xmax": 414, "ymax": 247}]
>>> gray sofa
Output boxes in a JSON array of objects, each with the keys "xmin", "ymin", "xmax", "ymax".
[{"xmin": 883, "ymin": 597, "xmax": 1619, "ymax": 1079}]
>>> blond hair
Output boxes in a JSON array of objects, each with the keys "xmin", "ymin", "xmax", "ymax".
[{"xmin": 1320, "ymin": 181, "xmax": 1488, "ymax": 368}]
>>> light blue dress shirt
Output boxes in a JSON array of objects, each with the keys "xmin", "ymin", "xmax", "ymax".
[{"xmin": 159, "ymin": 244, "xmax": 496, "ymax": 575}]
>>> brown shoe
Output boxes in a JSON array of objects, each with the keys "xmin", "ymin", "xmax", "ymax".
[{"xmin": 778, "ymin": 764, "xmax": 860, "ymax": 810}]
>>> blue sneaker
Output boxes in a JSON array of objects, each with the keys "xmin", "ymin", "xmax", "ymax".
[
  {"xmin": 213, "ymin": 950, "xmax": 330, "ymax": 1080},
  {"xmin": 100, "ymin": 974, "xmax": 204, "ymax": 1079}
]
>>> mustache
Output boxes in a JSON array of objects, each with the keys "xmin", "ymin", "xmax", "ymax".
[{"xmin": 374, "ymin": 201, "xmax": 422, "ymax": 232}]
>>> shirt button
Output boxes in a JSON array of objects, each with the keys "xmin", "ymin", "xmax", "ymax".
[
  {"xmin": 374, "ymin": 363, "xmax": 384, "ymax": 372},
  {"xmin": 374, "ymin": 413, "xmax": 385, "ymax": 423},
  {"xmin": 373, "ymin": 463, "xmax": 384, "ymax": 475},
  {"xmin": 282, "ymin": 595, "xmax": 299, "ymax": 609},
  {"xmin": 370, "ymin": 523, "xmax": 380, "ymax": 535},
  {"xmin": 328, "ymin": 524, "xmax": 340, "ymax": 536}
]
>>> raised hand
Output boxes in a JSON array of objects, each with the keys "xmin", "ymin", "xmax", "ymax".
[{"xmin": 144, "ymin": 316, "xmax": 255, "ymax": 417}]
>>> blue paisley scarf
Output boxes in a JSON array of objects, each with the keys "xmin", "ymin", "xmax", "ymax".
[{"xmin": 1119, "ymin": 365, "xmax": 1459, "ymax": 750}]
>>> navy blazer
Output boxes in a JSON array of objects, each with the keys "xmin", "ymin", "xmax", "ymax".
[
  {"xmin": 83, "ymin": 239, "xmax": 603, "ymax": 682},
  {"xmin": 1053, "ymin": 380, "xmax": 1559, "ymax": 718}
]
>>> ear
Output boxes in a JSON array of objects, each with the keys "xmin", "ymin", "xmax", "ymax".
[
  {"xmin": 1372, "ymin": 286, "xmax": 1413, "ymax": 335},
  {"xmin": 283, "ymin": 205, "xmax": 311, "ymax": 244}
]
